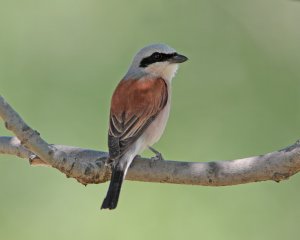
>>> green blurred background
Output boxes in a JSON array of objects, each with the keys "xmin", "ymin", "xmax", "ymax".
[{"xmin": 1, "ymin": 0, "xmax": 300, "ymax": 239}]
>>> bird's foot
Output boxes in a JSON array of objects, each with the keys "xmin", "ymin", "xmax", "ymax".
[
  {"xmin": 149, "ymin": 146, "xmax": 164, "ymax": 163},
  {"xmin": 104, "ymin": 158, "xmax": 114, "ymax": 167},
  {"xmin": 150, "ymin": 152, "xmax": 164, "ymax": 162}
]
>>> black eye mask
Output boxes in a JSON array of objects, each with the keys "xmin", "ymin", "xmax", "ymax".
[{"xmin": 139, "ymin": 52, "xmax": 177, "ymax": 68}]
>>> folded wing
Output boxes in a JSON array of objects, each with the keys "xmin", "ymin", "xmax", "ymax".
[{"xmin": 108, "ymin": 77, "xmax": 168, "ymax": 160}]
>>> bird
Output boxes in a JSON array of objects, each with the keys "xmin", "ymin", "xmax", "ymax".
[{"xmin": 101, "ymin": 43, "xmax": 188, "ymax": 210}]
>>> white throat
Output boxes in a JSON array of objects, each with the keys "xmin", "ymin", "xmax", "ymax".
[{"xmin": 145, "ymin": 63, "xmax": 179, "ymax": 82}]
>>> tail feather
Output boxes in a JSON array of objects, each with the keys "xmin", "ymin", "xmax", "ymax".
[{"xmin": 101, "ymin": 165, "xmax": 125, "ymax": 210}]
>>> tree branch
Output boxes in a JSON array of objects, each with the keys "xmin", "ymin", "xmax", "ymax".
[{"xmin": 1, "ymin": 95, "xmax": 300, "ymax": 186}]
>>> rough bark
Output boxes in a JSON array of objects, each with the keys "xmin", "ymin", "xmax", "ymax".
[{"xmin": 1, "ymin": 95, "xmax": 300, "ymax": 186}]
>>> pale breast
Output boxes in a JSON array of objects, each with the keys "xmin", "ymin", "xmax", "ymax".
[
  {"xmin": 134, "ymin": 67, "xmax": 175, "ymax": 154},
  {"xmin": 138, "ymin": 93, "xmax": 171, "ymax": 153}
]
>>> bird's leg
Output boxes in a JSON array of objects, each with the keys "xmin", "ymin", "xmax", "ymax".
[
  {"xmin": 105, "ymin": 158, "xmax": 114, "ymax": 167},
  {"xmin": 148, "ymin": 146, "xmax": 164, "ymax": 161}
]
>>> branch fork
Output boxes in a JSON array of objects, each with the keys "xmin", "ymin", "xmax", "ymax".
[{"xmin": 1, "ymin": 95, "xmax": 300, "ymax": 186}]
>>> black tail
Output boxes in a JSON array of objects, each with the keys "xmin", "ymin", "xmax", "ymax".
[{"xmin": 101, "ymin": 164, "xmax": 125, "ymax": 210}]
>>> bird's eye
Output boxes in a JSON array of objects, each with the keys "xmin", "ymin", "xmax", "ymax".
[{"xmin": 153, "ymin": 52, "xmax": 161, "ymax": 60}]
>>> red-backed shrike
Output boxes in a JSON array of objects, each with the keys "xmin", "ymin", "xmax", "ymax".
[{"xmin": 101, "ymin": 43, "xmax": 188, "ymax": 210}]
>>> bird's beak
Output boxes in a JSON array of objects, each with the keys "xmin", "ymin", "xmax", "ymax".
[{"xmin": 169, "ymin": 53, "xmax": 188, "ymax": 63}]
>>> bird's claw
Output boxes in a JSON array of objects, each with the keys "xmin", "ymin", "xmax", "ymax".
[
  {"xmin": 150, "ymin": 152, "xmax": 164, "ymax": 162},
  {"xmin": 104, "ymin": 158, "xmax": 114, "ymax": 167},
  {"xmin": 149, "ymin": 146, "xmax": 164, "ymax": 167},
  {"xmin": 148, "ymin": 146, "xmax": 164, "ymax": 161},
  {"xmin": 150, "ymin": 153, "xmax": 164, "ymax": 168}
]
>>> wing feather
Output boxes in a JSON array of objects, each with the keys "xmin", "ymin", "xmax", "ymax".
[{"xmin": 108, "ymin": 77, "xmax": 168, "ymax": 160}]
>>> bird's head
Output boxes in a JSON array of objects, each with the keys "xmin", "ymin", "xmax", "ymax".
[{"xmin": 125, "ymin": 43, "xmax": 188, "ymax": 81}]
